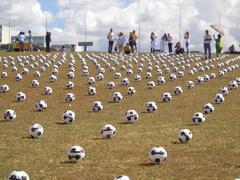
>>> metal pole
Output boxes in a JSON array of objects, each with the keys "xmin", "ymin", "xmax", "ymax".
[
  {"xmin": 84, "ymin": 11, "xmax": 87, "ymax": 43},
  {"xmin": 138, "ymin": 0, "xmax": 140, "ymax": 52},
  {"xmin": 179, "ymin": 7, "xmax": 182, "ymax": 42},
  {"xmin": 9, "ymin": 13, "xmax": 11, "ymax": 50},
  {"xmin": 219, "ymin": 13, "xmax": 221, "ymax": 27},
  {"xmin": 46, "ymin": 15, "xmax": 48, "ymax": 33}
]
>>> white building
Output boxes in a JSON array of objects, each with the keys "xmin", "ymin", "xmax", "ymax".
[{"xmin": 0, "ymin": 25, "xmax": 11, "ymax": 44}]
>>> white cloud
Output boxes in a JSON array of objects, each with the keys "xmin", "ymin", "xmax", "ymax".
[{"xmin": 0, "ymin": 0, "xmax": 239, "ymax": 52}]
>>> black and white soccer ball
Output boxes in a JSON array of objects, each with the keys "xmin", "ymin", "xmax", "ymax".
[
  {"xmin": 0, "ymin": 84, "xmax": 9, "ymax": 93},
  {"xmin": 157, "ymin": 76, "xmax": 165, "ymax": 85},
  {"xmin": 65, "ymin": 81, "xmax": 74, "ymax": 89},
  {"xmin": 15, "ymin": 74, "xmax": 22, "ymax": 81},
  {"xmin": 3, "ymin": 109, "xmax": 16, "ymax": 121},
  {"xmin": 67, "ymin": 71, "xmax": 75, "ymax": 79},
  {"xmin": 114, "ymin": 175, "xmax": 130, "ymax": 180},
  {"xmin": 112, "ymin": 92, "xmax": 123, "ymax": 102},
  {"xmin": 88, "ymin": 86, "xmax": 96, "ymax": 96},
  {"xmin": 36, "ymin": 100, "xmax": 47, "ymax": 111},
  {"xmin": 127, "ymin": 87, "xmax": 136, "ymax": 95},
  {"xmin": 195, "ymin": 76, "xmax": 204, "ymax": 85},
  {"xmin": 214, "ymin": 93, "xmax": 224, "ymax": 104},
  {"xmin": 1, "ymin": 72, "xmax": 7, "ymax": 78},
  {"xmin": 100, "ymin": 124, "xmax": 116, "ymax": 139},
  {"xmin": 174, "ymin": 86, "xmax": 183, "ymax": 95},
  {"xmin": 88, "ymin": 77, "xmax": 96, "ymax": 85},
  {"xmin": 34, "ymin": 71, "xmax": 41, "ymax": 78},
  {"xmin": 125, "ymin": 110, "xmax": 139, "ymax": 123},
  {"xmin": 16, "ymin": 92, "xmax": 26, "ymax": 102},
  {"xmin": 178, "ymin": 129, "xmax": 193, "ymax": 143},
  {"xmin": 106, "ymin": 81, "xmax": 115, "ymax": 89},
  {"xmin": 29, "ymin": 123, "xmax": 44, "ymax": 138},
  {"xmin": 186, "ymin": 81, "xmax": 194, "ymax": 89},
  {"xmin": 192, "ymin": 112, "xmax": 205, "ymax": 125},
  {"xmin": 68, "ymin": 146, "xmax": 85, "ymax": 163},
  {"xmin": 92, "ymin": 101, "xmax": 103, "ymax": 112},
  {"xmin": 218, "ymin": 87, "xmax": 228, "ymax": 96},
  {"xmin": 96, "ymin": 73, "xmax": 104, "ymax": 81},
  {"xmin": 134, "ymin": 74, "xmax": 141, "ymax": 82},
  {"xmin": 31, "ymin": 80, "xmax": 40, "ymax": 88},
  {"xmin": 62, "ymin": 110, "xmax": 76, "ymax": 124},
  {"xmin": 228, "ymin": 80, "xmax": 238, "ymax": 90},
  {"xmin": 149, "ymin": 146, "xmax": 167, "ymax": 164},
  {"xmin": 51, "ymin": 68, "xmax": 59, "ymax": 75},
  {"xmin": 146, "ymin": 101, "xmax": 157, "ymax": 112},
  {"xmin": 121, "ymin": 78, "xmax": 129, "ymax": 85},
  {"xmin": 203, "ymin": 74, "xmax": 210, "ymax": 81},
  {"xmin": 147, "ymin": 81, "xmax": 155, "ymax": 89},
  {"xmin": 65, "ymin": 93, "xmax": 75, "ymax": 102},
  {"xmin": 8, "ymin": 170, "xmax": 29, "ymax": 180},
  {"xmin": 162, "ymin": 92, "xmax": 172, "ymax": 102},
  {"xmin": 177, "ymin": 71, "xmax": 184, "ymax": 78},
  {"xmin": 203, "ymin": 103, "xmax": 215, "ymax": 114},
  {"xmin": 82, "ymin": 69, "xmax": 89, "ymax": 76},
  {"xmin": 43, "ymin": 87, "xmax": 53, "ymax": 95},
  {"xmin": 49, "ymin": 74, "xmax": 57, "ymax": 82},
  {"xmin": 12, "ymin": 66, "xmax": 18, "ymax": 72},
  {"xmin": 209, "ymin": 73, "xmax": 216, "ymax": 79},
  {"xmin": 114, "ymin": 72, "xmax": 121, "ymax": 79},
  {"xmin": 22, "ymin": 68, "xmax": 29, "ymax": 75},
  {"xmin": 145, "ymin": 72, "xmax": 152, "ymax": 79},
  {"xmin": 169, "ymin": 74, "xmax": 177, "ymax": 81}
]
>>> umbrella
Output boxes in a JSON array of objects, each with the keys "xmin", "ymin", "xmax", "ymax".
[{"xmin": 210, "ymin": 24, "xmax": 224, "ymax": 35}]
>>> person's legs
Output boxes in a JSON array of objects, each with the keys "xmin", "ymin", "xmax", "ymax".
[
  {"xmin": 19, "ymin": 42, "xmax": 24, "ymax": 52},
  {"xmin": 204, "ymin": 43, "xmax": 208, "ymax": 59},
  {"xmin": 208, "ymin": 44, "xmax": 211, "ymax": 59},
  {"xmin": 130, "ymin": 42, "xmax": 134, "ymax": 53},
  {"xmin": 186, "ymin": 42, "xmax": 189, "ymax": 53}
]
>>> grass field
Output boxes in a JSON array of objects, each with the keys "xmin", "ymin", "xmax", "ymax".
[{"xmin": 0, "ymin": 51, "xmax": 240, "ymax": 180}]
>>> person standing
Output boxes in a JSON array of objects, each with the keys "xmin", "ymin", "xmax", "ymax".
[
  {"xmin": 28, "ymin": 30, "xmax": 33, "ymax": 51},
  {"xmin": 184, "ymin": 31, "xmax": 190, "ymax": 54},
  {"xmin": 132, "ymin": 30, "xmax": 138, "ymax": 52},
  {"xmin": 45, "ymin": 32, "xmax": 51, "ymax": 53},
  {"xmin": 18, "ymin": 32, "xmax": 25, "ymax": 52},
  {"xmin": 160, "ymin": 33, "xmax": 167, "ymax": 52},
  {"xmin": 107, "ymin": 28, "xmax": 114, "ymax": 53},
  {"xmin": 150, "ymin": 32, "xmax": 155, "ymax": 53},
  {"xmin": 213, "ymin": 34, "xmax": 222, "ymax": 57},
  {"xmin": 129, "ymin": 32, "xmax": 134, "ymax": 53},
  {"xmin": 117, "ymin": 32, "xmax": 126, "ymax": 54},
  {"xmin": 203, "ymin": 30, "xmax": 212, "ymax": 59},
  {"xmin": 167, "ymin": 33, "xmax": 173, "ymax": 53}
]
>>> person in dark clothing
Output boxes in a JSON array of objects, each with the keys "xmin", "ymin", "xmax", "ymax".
[
  {"xmin": 45, "ymin": 32, "xmax": 51, "ymax": 52},
  {"xmin": 129, "ymin": 32, "xmax": 134, "ymax": 53},
  {"xmin": 175, "ymin": 41, "xmax": 184, "ymax": 54}
]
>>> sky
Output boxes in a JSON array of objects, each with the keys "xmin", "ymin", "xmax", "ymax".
[{"xmin": 0, "ymin": 0, "xmax": 239, "ymax": 52}]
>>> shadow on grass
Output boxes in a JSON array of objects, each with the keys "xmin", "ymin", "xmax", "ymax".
[
  {"xmin": 185, "ymin": 123, "xmax": 196, "ymax": 126},
  {"xmin": 140, "ymin": 111, "xmax": 150, "ymax": 114},
  {"xmin": 59, "ymin": 161, "xmax": 73, "ymax": 164},
  {"xmin": 119, "ymin": 122, "xmax": 134, "ymax": 125},
  {"xmin": 107, "ymin": 101, "xmax": 116, "ymax": 103},
  {"xmin": 171, "ymin": 141, "xmax": 182, "ymax": 144},
  {"xmin": 86, "ymin": 110, "xmax": 95, "ymax": 113},
  {"xmin": 92, "ymin": 137, "xmax": 108, "ymax": 141},
  {"xmin": 0, "ymin": 120, "xmax": 10, "ymax": 123},
  {"xmin": 22, "ymin": 136, "xmax": 33, "ymax": 139},
  {"xmin": 56, "ymin": 122, "xmax": 69, "ymax": 125},
  {"xmin": 139, "ymin": 162, "xmax": 156, "ymax": 167}
]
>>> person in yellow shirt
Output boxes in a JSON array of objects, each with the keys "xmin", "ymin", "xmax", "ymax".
[
  {"xmin": 132, "ymin": 30, "xmax": 138, "ymax": 52},
  {"xmin": 213, "ymin": 34, "xmax": 222, "ymax": 57}
]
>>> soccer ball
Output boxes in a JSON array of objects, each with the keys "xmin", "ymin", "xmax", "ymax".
[
  {"xmin": 67, "ymin": 71, "xmax": 75, "ymax": 79},
  {"xmin": 62, "ymin": 110, "xmax": 76, "ymax": 123},
  {"xmin": 178, "ymin": 129, "xmax": 193, "ymax": 143},
  {"xmin": 114, "ymin": 72, "xmax": 121, "ymax": 79},
  {"xmin": 209, "ymin": 73, "xmax": 216, "ymax": 79},
  {"xmin": 162, "ymin": 92, "xmax": 172, "ymax": 102},
  {"xmin": 121, "ymin": 78, "xmax": 129, "ymax": 85},
  {"xmin": 192, "ymin": 112, "xmax": 205, "ymax": 125},
  {"xmin": 0, "ymin": 84, "xmax": 9, "ymax": 93},
  {"xmin": 12, "ymin": 66, "xmax": 18, "ymax": 72},
  {"xmin": 68, "ymin": 146, "xmax": 85, "ymax": 163},
  {"xmin": 31, "ymin": 80, "xmax": 40, "ymax": 88},
  {"xmin": 112, "ymin": 92, "xmax": 123, "ymax": 102},
  {"xmin": 44, "ymin": 87, "xmax": 53, "ymax": 95},
  {"xmin": 145, "ymin": 72, "xmax": 152, "ymax": 79},
  {"xmin": 82, "ymin": 69, "xmax": 89, "ymax": 76},
  {"xmin": 49, "ymin": 74, "xmax": 57, "ymax": 82},
  {"xmin": 147, "ymin": 81, "xmax": 155, "ymax": 89},
  {"xmin": 3, "ymin": 109, "xmax": 16, "ymax": 120},
  {"xmin": 146, "ymin": 101, "xmax": 157, "ymax": 112},
  {"xmin": 15, "ymin": 74, "xmax": 22, "ymax": 81},
  {"xmin": 149, "ymin": 146, "xmax": 167, "ymax": 164},
  {"xmin": 51, "ymin": 68, "xmax": 58, "ymax": 75},
  {"xmin": 88, "ymin": 86, "xmax": 96, "ymax": 96},
  {"xmin": 125, "ymin": 110, "xmax": 139, "ymax": 123},
  {"xmin": 106, "ymin": 81, "xmax": 116, "ymax": 89},
  {"xmin": 92, "ymin": 101, "xmax": 103, "ymax": 112},
  {"xmin": 36, "ymin": 100, "xmax": 47, "ymax": 111},
  {"xmin": 127, "ymin": 87, "xmax": 136, "ymax": 95},
  {"xmin": 186, "ymin": 81, "xmax": 194, "ymax": 89},
  {"xmin": 22, "ymin": 68, "xmax": 29, "ymax": 75},
  {"xmin": 16, "ymin": 92, "xmax": 26, "ymax": 102},
  {"xmin": 114, "ymin": 175, "xmax": 130, "ymax": 180},
  {"xmin": 218, "ymin": 87, "xmax": 228, "ymax": 96},
  {"xmin": 203, "ymin": 103, "xmax": 215, "ymax": 114},
  {"xmin": 65, "ymin": 93, "xmax": 75, "ymax": 102},
  {"xmin": 169, "ymin": 74, "xmax": 177, "ymax": 81},
  {"xmin": 195, "ymin": 76, "xmax": 204, "ymax": 85},
  {"xmin": 1, "ymin": 72, "xmax": 7, "ymax": 78},
  {"xmin": 177, "ymin": 71, "xmax": 184, "ymax": 78},
  {"xmin": 174, "ymin": 86, "xmax": 183, "ymax": 95},
  {"xmin": 29, "ymin": 123, "xmax": 44, "ymax": 138},
  {"xmin": 100, "ymin": 124, "xmax": 116, "ymax": 139},
  {"xmin": 134, "ymin": 74, "xmax": 141, "ymax": 81},
  {"xmin": 157, "ymin": 76, "xmax": 165, "ymax": 85},
  {"xmin": 8, "ymin": 170, "xmax": 29, "ymax": 180},
  {"xmin": 126, "ymin": 69, "xmax": 133, "ymax": 76},
  {"xmin": 88, "ymin": 77, "xmax": 96, "ymax": 85},
  {"xmin": 203, "ymin": 74, "xmax": 210, "ymax": 81},
  {"xmin": 65, "ymin": 81, "xmax": 74, "ymax": 89},
  {"xmin": 228, "ymin": 80, "xmax": 238, "ymax": 90},
  {"xmin": 214, "ymin": 93, "xmax": 224, "ymax": 104},
  {"xmin": 218, "ymin": 70, "xmax": 225, "ymax": 77},
  {"xmin": 96, "ymin": 73, "xmax": 104, "ymax": 81},
  {"xmin": 34, "ymin": 71, "xmax": 41, "ymax": 78}
]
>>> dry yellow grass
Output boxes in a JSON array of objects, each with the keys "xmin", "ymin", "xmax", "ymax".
[{"xmin": 0, "ymin": 51, "xmax": 240, "ymax": 179}]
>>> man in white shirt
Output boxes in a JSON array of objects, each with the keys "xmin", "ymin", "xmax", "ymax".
[
  {"xmin": 107, "ymin": 28, "xmax": 114, "ymax": 53},
  {"xmin": 203, "ymin": 30, "xmax": 212, "ymax": 59},
  {"xmin": 18, "ymin": 32, "xmax": 25, "ymax": 52}
]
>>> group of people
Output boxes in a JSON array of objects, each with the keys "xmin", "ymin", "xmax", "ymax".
[
  {"xmin": 107, "ymin": 29, "xmax": 138, "ymax": 54},
  {"xmin": 149, "ymin": 30, "xmax": 222, "ymax": 59},
  {"xmin": 17, "ymin": 31, "xmax": 33, "ymax": 52}
]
